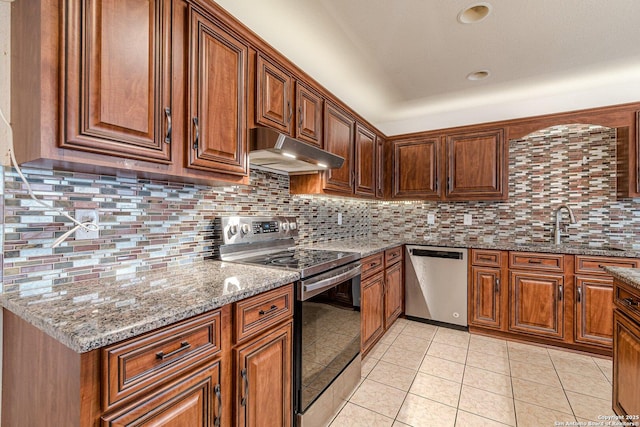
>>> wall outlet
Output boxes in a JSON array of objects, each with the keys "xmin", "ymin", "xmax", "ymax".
[
  {"xmin": 75, "ymin": 209, "xmax": 100, "ymax": 240},
  {"xmin": 463, "ymin": 214, "xmax": 473, "ymax": 225},
  {"xmin": 337, "ymin": 212, "xmax": 343, "ymax": 225},
  {"xmin": 427, "ymin": 214, "xmax": 435, "ymax": 225}
]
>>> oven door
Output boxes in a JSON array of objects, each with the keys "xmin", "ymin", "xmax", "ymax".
[{"xmin": 294, "ymin": 262, "xmax": 361, "ymax": 416}]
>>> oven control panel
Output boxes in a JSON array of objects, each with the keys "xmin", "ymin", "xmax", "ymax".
[{"xmin": 216, "ymin": 216, "xmax": 298, "ymax": 245}]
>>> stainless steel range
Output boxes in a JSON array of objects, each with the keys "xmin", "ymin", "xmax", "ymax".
[{"xmin": 214, "ymin": 216, "xmax": 362, "ymax": 427}]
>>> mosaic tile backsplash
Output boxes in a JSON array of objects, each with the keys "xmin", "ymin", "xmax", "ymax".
[{"xmin": 3, "ymin": 124, "xmax": 640, "ymax": 295}]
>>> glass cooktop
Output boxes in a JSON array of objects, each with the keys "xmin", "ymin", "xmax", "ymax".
[{"xmin": 236, "ymin": 248, "xmax": 359, "ymax": 278}]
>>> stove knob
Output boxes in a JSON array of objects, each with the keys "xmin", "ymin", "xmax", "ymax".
[
  {"xmin": 281, "ymin": 221, "xmax": 290, "ymax": 231},
  {"xmin": 228, "ymin": 224, "xmax": 238, "ymax": 236},
  {"xmin": 290, "ymin": 222, "xmax": 297, "ymax": 230},
  {"xmin": 240, "ymin": 223, "xmax": 251, "ymax": 235}
]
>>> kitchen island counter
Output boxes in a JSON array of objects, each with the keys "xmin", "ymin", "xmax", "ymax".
[
  {"xmin": 1, "ymin": 261, "xmax": 299, "ymax": 353},
  {"xmin": 606, "ymin": 266, "xmax": 640, "ymax": 291}
]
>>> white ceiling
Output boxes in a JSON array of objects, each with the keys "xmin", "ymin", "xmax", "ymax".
[{"xmin": 215, "ymin": 0, "xmax": 640, "ymax": 135}]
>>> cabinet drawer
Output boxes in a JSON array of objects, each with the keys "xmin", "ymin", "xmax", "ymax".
[
  {"xmin": 102, "ymin": 310, "xmax": 222, "ymax": 410},
  {"xmin": 234, "ymin": 284, "xmax": 293, "ymax": 343},
  {"xmin": 510, "ymin": 252, "xmax": 565, "ymax": 272},
  {"xmin": 385, "ymin": 246, "xmax": 403, "ymax": 267},
  {"xmin": 575, "ymin": 256, "xmax": 639, "ymax": 276},
  {"xmin": 362, "ymin": 252, "xmax": 384, "ymax": 279},
  {"xmin": 471, "ymin": 249, "xmax": 502, "ymax": 267},
  {"xmin": 614, "ymin": 280, "xmax": 640, "ymax": 325}
]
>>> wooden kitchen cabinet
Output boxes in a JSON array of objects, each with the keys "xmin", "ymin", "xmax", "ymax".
[
  {"xmin": 11, "ymin": 0, "xmax": 250, "ymax": 186},
  {"xmin": 354, "ymin": 124, "xmax": 377, "ymax": 197},
  {"xmin": 613, "ymin": 276, "xmax": 640, "ymax": 418},
  {"xmin": 509, "ymin": 271, "xmax": 565, "ymax": 340},
  {"xmin": 322, "ymin": 102, "xmax": 356, "ymax": 194},
  {"xmin": 295, "ymin": 83, "xmax": 324, "ymax": 146},
  {"xmin": 187, "ymin": 7, "xmax": 249, "ymax": 176},
  {"xmin": 384, "ymin": 261, "xmax": 403, "ymax": 329},
  {"xmin": 391, "ymin": 138, "xmax": 440, "ymax": 199},
  {"xmin": 444, "ymin": 129, "xmax": 507, "ymax": 200},
  {"xmin": 232, "ymin": 285, "xmax": 293, "ymax": 427},
  {"xmin": 468, "ymin": 249, "xmax": 507, "ymax": 330},
  {"xmin": 62, "ymin": 0, "xmax": 173, "ymax": 163},
  {"xmin": 361, "ymin": 272, "xmax": 386, "ymax": 356},
  {"xmin": 575, "ymin": 276, "xmax": 614, "ymax": 347},
  {"xmin": 235, "ymin": 322, "xmax": 292, "ymax": 427},
  {"xmin": 256, "ymin": 54, "xmax": 294, "ymax": 134},
  {"xmin": 102, "ymin": 360, "xmax": 222, "ymax": 426}
]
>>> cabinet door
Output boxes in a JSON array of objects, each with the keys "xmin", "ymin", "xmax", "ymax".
[
  {"xmin": 295, "ymin": 83, "xmax": 323, "ymax": 146},
  {"xmin": 256, "ymin": 55, "xmax": 293, "ymax": 133},
  {"xmin": 384, "ymin": 262, "xmax": 403, "ymax": 329},
  {"xmin": 469, "ymin": 266, "xmax": 502, "ymax": 329},
  {"xmin": 102, "ymin": 360, "xmax": 222, "ymax": 427},
  {"xmin": 63, "ymin": 0, "xmax": 172, "ymax": 163},
  {"xmin": 361, "ymin": 273, "xmax": 385, "ymax": 355},
  {"xmin": 376, "ymin": 137, "xmax": 385, "ymax": 198},
  {"xmin": 575, "ymin": 277, "xmax": 613, "ymax": 347},
  {"xmin": 354, "ymin": 124, "xmax": 376, "ymax": 197},
  {"xmin": 445, "ymin": 129, "xmax": 506, "ymax": 200},
  {"xmin": 236, "ymin": 322, "xmax": 292, "ymax": 427},
  {"xmin": 613, "ymin": 310, "xmax": 640, "ymax": 417},
  {"xmin": 392, "ymin": 138, "xmax": 440, "ymax": 199},
  {"xmin": 323, "ymin": 103, "xmax": 355, "ymax": 194},
  {"xmin": 509, "ymin": 271, "xmax": 564, "ymax": 339},
  {"xmin": 188, "ymin": 9, "xmax": 248, "ymax": 176}
]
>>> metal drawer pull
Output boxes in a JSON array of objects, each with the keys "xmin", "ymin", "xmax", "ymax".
[
  {"xmin": 287, "ymin": 101, "xmax": 293, "ymax": 124},
  {"xmin": 156, "ymin": 341, "xmax": 191, "ymax": 360},
  {"xmin": 298, "ymin": 107, "xmax": 303, "ymax": 128},
  {"xmin": 214, "ymin": 384, "xmax": 222, "ymax": 427},
  {"xmin": 558, "ymin": 285, "xmax": 563, "ymax": 301},
  {"xmin": 478, "ymin": 255, "xmax": 493, "ymax": 260},
  {"xmin": 623, "ymin": 297, "xmax": 639, "ymax": 307},
  {"xmin": 259, "ymin": 304, "xmax": 278, "ymax": 315},
  {"xmin": 495, "ymin": 278, "xmax": 500, "ymax": 293},
  {"xmin": 598, "ymin": 264, "xmax": 605, "ymax": 269},
  {"xmin": 577, "ymin": 286, "xmax": 582, "ymax": 303},
  {"xmin": 164, "ymin": 107, "xmax": 172, "ymax": 144},
  {"xmin": 528, "ymin": 259, "xmax": 543, "ymax": 264},
  {"xmin": 240, "ymin": 369, "xmax": 249, "ymax": 407}
]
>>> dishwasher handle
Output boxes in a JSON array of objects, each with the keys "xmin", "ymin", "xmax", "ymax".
[{"xmin": 410, "ymin": 249, "xmax": 464, "ymax": 260}]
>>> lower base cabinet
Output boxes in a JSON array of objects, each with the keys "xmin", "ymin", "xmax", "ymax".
[
  {"xmin": 384, "ymin": 262, "xmax": 403, "ymax": 328},
  {"xmin": 1, "ymin": 284, "xmax": 294, "ymax": 427},
  {"xmin": 613, "ymin": 311, "xmax": 640, "ymax": 417},
  {"xmin": 575, "ymin": 276, "xmax": 614, "ymax": 347},
  {"xmin": 361, "ymin": 272, "xmax": 385, "ymax": 354},
  {"xmin": 102, "ymin": 360, "xmax": 222, "ymax": 427},
  {"xmin": 235, "ymin": 322, "xmax": 292, "ymax": 427}
]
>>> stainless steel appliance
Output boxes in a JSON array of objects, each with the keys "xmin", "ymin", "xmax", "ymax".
[
  {"xmin": 214, "ymin": 216, "xmax": 362, "ymax": 427},
  {"xmin": 405, "ymin": 245, "xmax": 468, "ymax": 327},
  {"xmin": 249, "ymin": 127, "xmax": 345, "ymax": 175}
]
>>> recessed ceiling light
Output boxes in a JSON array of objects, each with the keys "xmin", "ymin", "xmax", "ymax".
[
  {"xmin": 458, "ymin": 2, "xmax": 492, "ymax": 24},
  {"xmin": 467, "ymin": 70, "xmax": 490, "ymax": 81}
]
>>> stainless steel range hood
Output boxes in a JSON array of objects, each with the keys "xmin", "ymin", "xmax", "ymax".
[{"xmin": 249, "ymin": 127, "xmax": 344, "ymax": 175}]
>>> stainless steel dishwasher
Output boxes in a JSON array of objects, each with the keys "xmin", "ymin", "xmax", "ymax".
[{"xmin": 405, "ymin": 245, "xmax": 468, "ymax": 327}]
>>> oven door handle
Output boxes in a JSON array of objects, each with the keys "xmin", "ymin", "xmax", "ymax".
[{"xmin": 300, "ymin": 265, "xmax": 361, "ymax": 301}]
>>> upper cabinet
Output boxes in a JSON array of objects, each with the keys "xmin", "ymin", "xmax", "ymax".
[
  {"xmin": 391, "ymin": 138, "xmax": 440, "ymax": 199},
  {"xmin": 390, "ymin": 128, "xmax": 507, "ymax": 201},
  {"xmin": 187, "ymin": 7, "xmax": 248, "ymax": 176},
  {"xmin": 255, "ymin": 54, "xmax": 294, "ymax": 134},
  {"xmin": 11, "ymin": 0, "xmax": 249, "ymax": 186},
  {"xmin": 62, "ymin": 0, "xmax": 172, "ymax": 163},
  {"xmin": 295, "ymin": 83, "xmax": 324, "ymax": 146},
  {"xmin": 354, "ymin": 124, "xmax": 377, "ymax": 197},
  {"xmin": 444, "ymin": 129, "xmax": 507, "ymax": 200},
  {"xmin": 323, "ymin": 102, "xmax": 356, "ymax": 194}
]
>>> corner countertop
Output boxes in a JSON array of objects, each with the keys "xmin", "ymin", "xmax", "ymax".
[
  {"xmin": 1, "ymin": 261, "xmax": 299, "ymax": 353},
  {"xmin": 606, "ymin": 267, "xmax": 640, "ymax": 291}
]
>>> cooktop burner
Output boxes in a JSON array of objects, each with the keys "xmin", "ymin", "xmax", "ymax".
[{"xmin": 236, "ymin": 248, "xmax": 359, "ymax": 278}]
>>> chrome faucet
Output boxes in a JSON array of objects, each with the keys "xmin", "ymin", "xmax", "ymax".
[{"xmin": 552, "ymin": 204, "xmax": 577, "ymax": 245}]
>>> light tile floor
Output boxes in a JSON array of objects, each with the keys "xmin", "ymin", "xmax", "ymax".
[{"xmin": 329, "ymin": 318, "xmax": 614, "ymax": 426}]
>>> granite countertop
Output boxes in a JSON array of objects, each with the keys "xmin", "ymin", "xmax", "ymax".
[
  {"xmin": 1, "ymin": 261, "xmax": 299, "ymax": 353},
  {"xmin": 606, "ymin": 267, "xmax": 640, "ymax": 291},
  {"xmin": 303, "ymin": 236, "xmax": 640, "ymax": 259}
]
